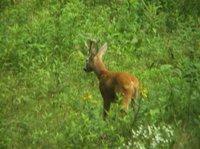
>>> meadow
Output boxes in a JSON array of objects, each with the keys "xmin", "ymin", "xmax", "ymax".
[{"xmin": 0, "ymin": 0, "xmax": 200, "ymax": 148}]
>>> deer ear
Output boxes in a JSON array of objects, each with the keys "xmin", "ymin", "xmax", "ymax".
[{"xmin": 97, "ymin": 43, "xmax": 107, "ymax": 58}]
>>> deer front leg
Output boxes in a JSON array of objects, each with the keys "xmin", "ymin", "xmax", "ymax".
[
  {"xmin": 100, "ymin": 85, "xmax": 115, "ymax": 119},
  {"xmin": 101, "ymin": 91, "xmax": 113, "ymax": 119},
  {"xmin": 103, "ymin": 99, "xmax": 111, "ymax": 119}
]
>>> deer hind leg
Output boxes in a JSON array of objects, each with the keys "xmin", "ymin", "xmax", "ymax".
[
  {"xmin": 121, "ymin": 89, "xmax": 133, "ymax": 112},
  {"xmin": 131, "ymin": 87, "xmax": 139, "ymax": 110},
  {"xmin": 131, "ymin": 87, "xmax": 141, "ymax": 122}
]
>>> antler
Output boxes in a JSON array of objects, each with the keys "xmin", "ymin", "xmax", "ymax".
[
  {"xmin": 85, "ymin": 39, "xmax": 95, "ymax": 49},
  {"xmin": 85, "ymin": 39, "xmax": 99, "ymax": 54}
]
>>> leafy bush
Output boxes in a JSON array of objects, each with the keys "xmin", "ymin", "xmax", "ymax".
[
  {"xmin": 123, "ymin": 124, "xmax": 174, "ymax": 148},
  {"xmin": 0, "ymin": 0, "xmax": 199, "ymax": 148}
]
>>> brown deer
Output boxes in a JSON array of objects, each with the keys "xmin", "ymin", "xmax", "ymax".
[{"xmin": 84, "ymin": 40, "xmax": 139, "ymax": 119}]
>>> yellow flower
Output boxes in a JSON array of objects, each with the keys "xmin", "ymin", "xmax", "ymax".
[
  {"xmin": 83, "ymin": 92, "xmax": 92, "ymax": 101},
  {"xmin": 141, "ymin": 86, "xmax": 148, "ymax": 99}
]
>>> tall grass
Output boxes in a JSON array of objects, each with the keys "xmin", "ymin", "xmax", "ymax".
[{"xmin": 0, "ymin": 0, "xmax": 199, "ymax": 148}]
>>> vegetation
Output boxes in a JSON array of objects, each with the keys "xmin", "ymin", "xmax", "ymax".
[{"xmin": 0, "ymin": 0, "xmax": 199, "ymax": 148}]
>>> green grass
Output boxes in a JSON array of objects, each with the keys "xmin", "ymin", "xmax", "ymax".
[{"xmin": 0, "ymin": 0, "xmax": 200, "ymax": 148}]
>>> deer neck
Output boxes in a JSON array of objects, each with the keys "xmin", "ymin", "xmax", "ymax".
[{"xmin": 93, "ymin": 59, "xmax": 108, "ymax": 79}]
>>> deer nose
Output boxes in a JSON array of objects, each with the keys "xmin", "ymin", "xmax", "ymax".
[{"xmin": 83, "ymin": 67, "xmax": 87, "ymax": 71}]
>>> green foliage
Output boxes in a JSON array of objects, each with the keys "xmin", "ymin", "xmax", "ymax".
[{"xmin": 0, "ymin": 0, "xmax": 200, "ymax": 148}]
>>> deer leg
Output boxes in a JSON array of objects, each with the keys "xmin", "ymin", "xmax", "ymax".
[
  {"xmin": 131, "ymin": 88, "xmax": 138, "ymax": 111},
  {"xmin": 131, "ymin": 100, "xmax": 135, "ymax": 112},
  {"xmin": 131, "ymin": 88, "xmax": 141, "ymax": 122},
  {"xmin": 121, "ymin": 90, "xmax": 133, "ymax": 112},
  {"xmin": 103, "ymin": 99, "xmax": 111, "ymax": 119},
  {"xmin": 100, "ymin": 85, "xmax": 115, "ymax": 119}
]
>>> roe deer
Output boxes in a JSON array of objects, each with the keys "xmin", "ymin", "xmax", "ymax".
[{"xmin": 84, "ymin": 40, "xmax": 139, "ymax": 119}]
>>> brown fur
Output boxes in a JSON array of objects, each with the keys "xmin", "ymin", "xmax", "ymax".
[{"xmin": 84, "ymin": 41, "xmax": 139, "ymax": 119}]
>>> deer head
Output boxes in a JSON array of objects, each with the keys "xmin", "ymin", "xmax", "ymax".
[{"xmin": 83, "ymin": 40, "xmax": 107, "ymax": 73}]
